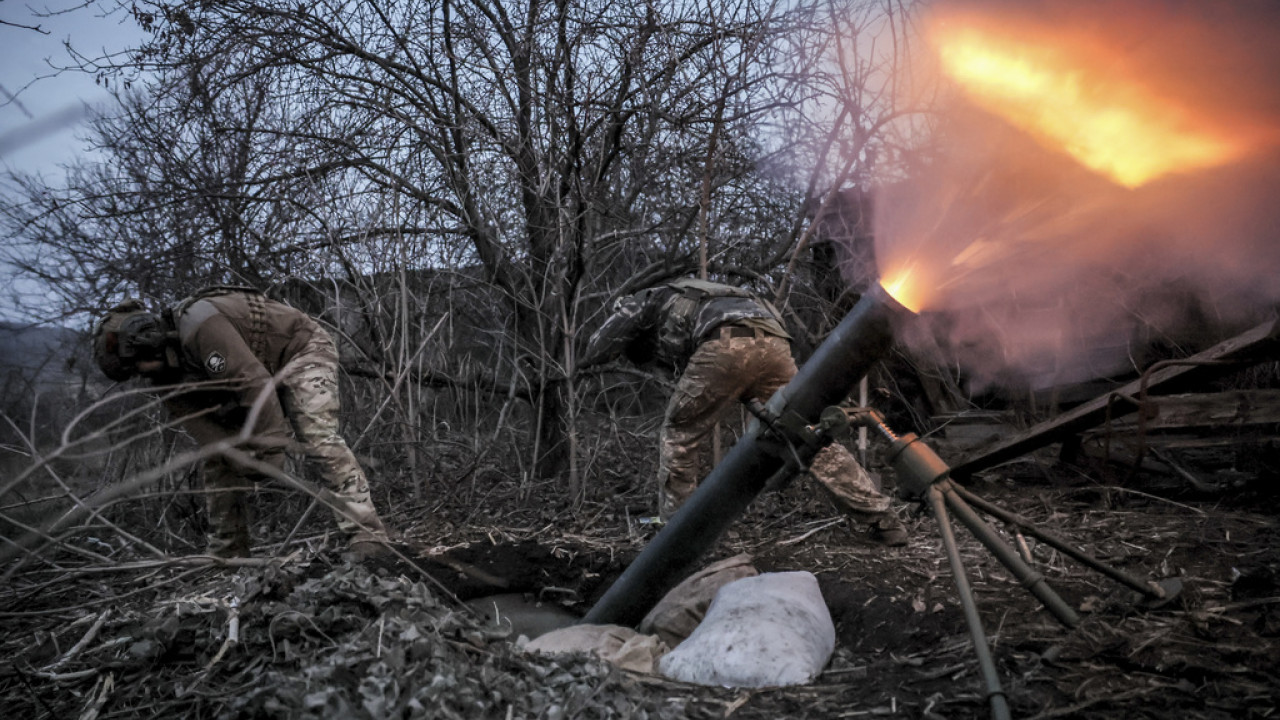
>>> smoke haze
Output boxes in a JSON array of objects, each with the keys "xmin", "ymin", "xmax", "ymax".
[{"xmin": 872, "ymin": 0, "xmax": 1280, "ymax": 392}]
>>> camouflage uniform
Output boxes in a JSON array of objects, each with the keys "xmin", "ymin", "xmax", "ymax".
[
  {"xmin": 145, "ymin": 288, "xmax": 386, "ymax": 557},
  {"xmin": 583, "ymin": 278, "xmax": 893, "ymax": 523}
]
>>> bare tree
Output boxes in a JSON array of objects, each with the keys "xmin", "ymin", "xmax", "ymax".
[
  {"xmin": 110, "ymin": 0, "xmax": 824, "ymax": 479},
  {"xmin": 2, "ymin": 0, "xmax": 928, "ymax": 489}
]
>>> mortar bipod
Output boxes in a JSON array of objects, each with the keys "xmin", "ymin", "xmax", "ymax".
[
  {"xmin": 829, "ymin": 406, "xmax": 1184, "ymax": 611},
  {"xmin": 822, "ymin": 407, "xmax": 1185, "ymax": 720}
]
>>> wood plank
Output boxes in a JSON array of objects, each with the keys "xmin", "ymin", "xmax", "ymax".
[
  {"xmin": 948, "ymin": 317, "xmax": 1280, "ymax": 479},
  {"xmin": 1082, "ymin": 389, "xmax": 1280, "ymax": 434}
]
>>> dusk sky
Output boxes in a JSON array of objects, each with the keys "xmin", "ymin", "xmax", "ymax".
[{"xmin": 0, "ymin": 1, "xmax": 144, "ymax": 181}]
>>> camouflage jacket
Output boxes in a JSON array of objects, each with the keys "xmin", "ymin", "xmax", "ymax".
[
  {"xmin": 582, "ymin": 278, "xmax": 790, "ymax": 372},
  {"xmin": 160, "ymin": 287, "xmax": 322, "ymax": 437}
]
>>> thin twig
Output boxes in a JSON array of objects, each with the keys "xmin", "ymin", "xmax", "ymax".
[
  {"xmin": 78, "ymin": 672, "xmax": 115, "ymax": 720},
  {"xmin": 1023, "ymin": 688, "xmax": 1151, "ymax": 720},
  {"xmin": 42, "ymin": 608, "xmax": 110, "ymax": 671},
  {"xmin": 0, "ymin": 567, "xmax": 207, "ymax": 618},
  {"xmin": 1073, "ymin": 485, "xmax": 1207, "ymax": 516},
  {"xmin": 778, "ymin": 517, "xmax": 845, "ymax": 546},
  {"xmin": 202, "ymin": 597, "xmax": 240, "ymax": 674}
]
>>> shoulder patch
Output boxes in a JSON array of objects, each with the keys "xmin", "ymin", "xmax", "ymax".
[{"xmin": 205, "ymin": 351, "xmax": 228, "ymax": 375}]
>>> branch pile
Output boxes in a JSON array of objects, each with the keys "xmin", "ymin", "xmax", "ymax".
[{"xmin": 1, "ymin": 559, "xmax": 690, "ymax": 719}]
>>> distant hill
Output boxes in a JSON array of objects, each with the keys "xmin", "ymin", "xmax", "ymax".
[{"xmin": 0, "ymin": 321, "xmax": 83, "ymax": 390}]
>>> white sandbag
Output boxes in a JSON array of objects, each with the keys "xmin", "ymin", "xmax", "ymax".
[
  {"xmin": 657, "ymin": 571, "xmax": 835, "ymax": 688},
  {"xmin": 522, "ymin": 623, "xmax": 669, "ymax": 674},
  {"xmin": 639, "ymin": 553, "xmax": 758, "ymax": 649}
]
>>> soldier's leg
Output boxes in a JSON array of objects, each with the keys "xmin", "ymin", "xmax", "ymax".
[
  {"xmin": 808, "ymin": 445, "xmax": 890, "ymax": 516},
  {"xmin": 202, "ymin": 457, "xmax": 253, "ymax": 558},
  {"xmin": 742, "ymin": 336, "xmax": 802, "ymax": 404},
  {"xmin": 279, "ymin": 333, "xmax": 388, "ymax": 542},
  {"xmin": 746, "ymin": 338, "xmax": 906, "ymax": 545},
  {"xmin": 809, "ymin": 446, "xmax": 907, "ymax": 546},
  {"xmin": 170, "ymin": 402, "xmax": 257, "ymax": 557},
  {"xmin": 658, "ymin": 340, "xmax": 750, "ymax": 519}
]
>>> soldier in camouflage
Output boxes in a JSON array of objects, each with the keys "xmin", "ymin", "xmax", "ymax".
[
  {"xmin": 93, "ymin": 287, "xmax": 391, "ymax": 559},
  {"xmin": 582, "ymin": 277, "xmax": 908, "ymax": 545}
]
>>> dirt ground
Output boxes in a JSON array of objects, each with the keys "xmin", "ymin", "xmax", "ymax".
[
  {"xmin": 2, "ymin": 432, "xmax": 1278, "ymax": 719},
  {"xmin": 373, "ymin": 430, "xmax": 1280, "ymax": 720}
]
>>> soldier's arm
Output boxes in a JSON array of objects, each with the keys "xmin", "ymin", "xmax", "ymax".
[
  {"xmin": 184, "ymin": 311, "xmax": 290, "ymax": 447},
  {"xmin": 579, "ymin": 294, "xmax": 647, "ymax": 369}
]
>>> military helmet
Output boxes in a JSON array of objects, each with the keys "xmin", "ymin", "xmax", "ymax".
[{"xmin": 93, "ymin": 299, "xmax": 167, "ymax": 381}]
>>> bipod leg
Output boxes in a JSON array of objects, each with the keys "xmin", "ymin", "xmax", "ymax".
[
  {"xmin": 938, "ymin": 480, "xmax": 1082, "ymax": 628},
  {"xmin": 950, "ymin": 484, "xmax": 1182, "ymax": 606},
  {"xmin": 926, "ymin": 486, "xmax": 1012, "ymax": 720}
]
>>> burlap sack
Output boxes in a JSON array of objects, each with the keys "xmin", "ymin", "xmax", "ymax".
[
  {"xmin": 638, "ymin": 553, "xmax": 758, "ymax": 648},
  {"xmin": 522, "ymin": 624, "xmax": 669, "ymax": 674}
]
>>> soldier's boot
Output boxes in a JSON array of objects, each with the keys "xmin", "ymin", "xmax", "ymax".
[
  {"xmin": 207, "ymin": 530, "xmax": 252, "ymax": 559},
  {"xmin": 343, "ymin": 539, "xmax": 397, "ymax": 562},
  {"xmin": 340, "ymin": 510, "xmax": 398, "ymax": 562},
  {"xmin": 867, "ymin": 513, "xmax": 909, "ymax": 547}
]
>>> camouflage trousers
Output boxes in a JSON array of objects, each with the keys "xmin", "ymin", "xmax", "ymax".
[
  {"xmin": 657, "ymin": 333, "xmax": 891, "ymax": 521},
  {"xmin": 197, "ymin": 329, "xmax": 387, "ymax": 557}
]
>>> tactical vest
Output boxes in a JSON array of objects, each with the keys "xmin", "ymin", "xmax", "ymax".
[
  {"xmin": 169, "ymin": 285, "xmax": 265, "ymax": 317},
  {"xmin": 168, "ymin": 285, "xmax": 272, "ymax": 362}
]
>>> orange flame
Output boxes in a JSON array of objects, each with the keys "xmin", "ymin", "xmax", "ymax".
[
  {"xmin": 879, "ymin": 264, "xmax": 928, "ymax": 313},
  {"xmin": 926, "ymin": 14, "xmax": 1257, "ymax": 188}
]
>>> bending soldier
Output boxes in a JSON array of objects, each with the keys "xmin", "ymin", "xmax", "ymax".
[
  {"xmin": 581, "ymin": 277, "xmax": 908, "ymax": 545},
  {"xmin": 93, "ymin": 286, "xmax": 391, "ymax": 559}
]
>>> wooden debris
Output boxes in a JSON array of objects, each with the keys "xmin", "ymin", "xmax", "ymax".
[
  {"xmin": 951, "ymin": 317, "xmax": 1280, "ymax": 479},
  {"xmin": 1084, "ymin": 389, "xmax": 1280, "ymax": 435}
]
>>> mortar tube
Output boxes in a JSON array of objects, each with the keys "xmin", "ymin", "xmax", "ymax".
[{"xmin": 583, "ymin": 284, "xmax": 910, "ymax": 628}]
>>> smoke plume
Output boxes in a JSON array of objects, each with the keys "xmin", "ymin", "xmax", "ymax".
[{"xmin": 873, "ymin": 0, "xmax": 1280, "ymax": 393}]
